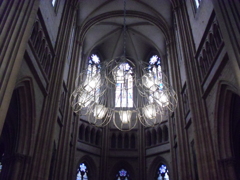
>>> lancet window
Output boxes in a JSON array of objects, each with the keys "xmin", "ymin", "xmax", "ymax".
[
  {"xmin": 157, "ymin": 164, "xmax": 169, "ymax": 180},
  {"xmin": 148, "ymin": 55, "xmax": 162, "ymax": 103},
  {"xmin": 115, "ymin": 63, "xmax": 133, "ymax": 108},
  {"xmin": 116, "ymin": 169, "xmax": 130, "ymax": 180},
  {"xmin": 76, "ymin": 163, "xmax": 88, "ymax": 180}
]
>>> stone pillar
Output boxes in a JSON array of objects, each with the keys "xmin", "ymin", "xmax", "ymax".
[
  {"xmin": 0, "ymin": 153, "xmax": 31, "ymax": 180},
  {"xmin": 219, "ymin": 157, "xmax": 237, "ymax": 180},
  {"xmin": 0, "ymin": 0, "xmax": 39, "ymax": 134},
  {"xmin": 171, "ymin": 0, "xmax": 218, "ymax": 179}
]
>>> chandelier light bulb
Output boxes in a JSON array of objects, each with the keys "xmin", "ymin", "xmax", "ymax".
[
  {"xmin": 154, "ymin": 91, "xmax": 169, "ymax": 107},
  {"xmin": 77, "ymin": 91, "xmax": 93, "ymax": 107},
  {"xmin": 119, "ymin": 110, "xmax": 132, "ymax": 124},
  {"xmin": 84, "ymin": 74, "xmax": 101, "ymax": 92},
  {"xmin": 143, "ymin": 104, "xmax": 157, "ymax": 119},
  {"xmin": 93, "ymin": 104, "xmax": 108, "ymax": 119}
]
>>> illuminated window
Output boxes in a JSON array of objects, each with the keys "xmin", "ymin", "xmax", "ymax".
[
  {"xmin": 116, "ymin": 169, "xmax": 130, "ymax": 180},
  {"xmin": 115, "ymin": 63, "xmax": 133, "ymax": 107},
  {"xmin": 194, "ymin": 0, "xmax": 201, "ymax": 8},
  {"xmin": 157, "ymin": 164, "xmax": 169, "ymax": 180},
  {"xmin": 192, "ymin": 0, "xmax": 201, "ymax": 13},
  {"xmin": 76, "ymin": 163, "xmax": 88, "ymax": 180},
  {"xmin": 51, "ymin": 0, "xmax": 59, "ymax": 13},
  {"xmin": 0, "ymin": 152, "xmax": 3, "ymax": 174},
  {"xmin": 87, "ymin": 54, "xmax": 101, "ymax": 103},
  {"xmin": 52, "ymin": 0, "xmax": 56, "ymax": 6},
  {"xmin": 148, "ymin": 55, "xmax": 162, "ymax": 103}
]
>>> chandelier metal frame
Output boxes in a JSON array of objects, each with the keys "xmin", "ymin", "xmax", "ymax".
[{"xmin": 70, "ymin": 0, "xmax": 177, "ymax": 131}]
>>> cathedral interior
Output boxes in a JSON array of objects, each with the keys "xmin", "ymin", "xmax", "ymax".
[{"xmin": 0, "ymin": 0, "xmax": 240, "ymax": 179}]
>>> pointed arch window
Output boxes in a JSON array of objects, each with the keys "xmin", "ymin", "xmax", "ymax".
[
  {"xmin": 157, "ymin": 164, "xmax": 169, "ymax": 180},
  {"xmin": 76, "ymin": 163, "xmax": 88, "ymax": 180},
  {"xmin": 84, "ymin": 54, "xmax": 101, "ymax": 105},
  {"xmin": 115, "ymin": 63, "xmax": 133, "ymax": 107},
  {"xmin": 194, "ymin": 0, "xmax": 201, "ymax": 8},
  {"xmin": 148, "ymin": 55, "xmax": 163, "ymax": 103},
  {"xmin": 116, "ymin": 169, "xmax": 130, "ymax": 180},
  {"xmin": 0, "ymin": 146, "xmax": 4, "ymax": 174}
]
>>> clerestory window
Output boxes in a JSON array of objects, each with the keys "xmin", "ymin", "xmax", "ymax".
[
  {"xmin": 115, "ymin": 63, "xmax": 133, "ymax": 108},
  {"xmin": 116, "ymin": 169, "xmax": 130, "ymax": 180},
  {"xmin": 86, "ymin": 54, "xmax": 101, "ymax": 104},
  {"xmin": 51, "ymin": 0, "xmax": 56, "ymax": 6},
  {"xmin": 76, "ymin": 163, "xmax": 88, "ymax": 180},
  {"xmin": 148, "ymin": 55, "xmax": 163, "ymax": 103},
  {"xmin": 194, "ymin": 0, "xmax": 201, "ymax": 8},
  {"xmin": 157, "ymin": 164, "xmax": 169, "ymax": 180}
]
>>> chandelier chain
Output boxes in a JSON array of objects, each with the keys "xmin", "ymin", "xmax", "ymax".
[{"xmin": 123, "ymin": 0, "xmax": 126, "ymax": 57}]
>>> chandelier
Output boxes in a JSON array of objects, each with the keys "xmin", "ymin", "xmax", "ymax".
[{"xmin": 70, "ymin": 0, "xmax": 177, "ymax": 131}]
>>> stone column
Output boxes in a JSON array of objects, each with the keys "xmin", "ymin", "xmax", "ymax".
[
  {"xmin": 0, "ymin": 153, "xmax": 31, "ymax": 180},
  {"xmin": 219, "ymin": 157, "xmax": 237, "ymax": 180},
  {"xmin": 0, "ymin": 0, "xmax": 39, "ymax": 134}
]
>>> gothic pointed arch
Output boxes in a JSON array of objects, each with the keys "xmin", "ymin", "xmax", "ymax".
[
  {"xmin": 110, "ymin": 160, "xmax": 135, "ymax": 180},
  {"xmin": 76, "ymin": 155, "xmax": 97, "ymax": 180},
  {"xmin": 78, "ymin": 10, "xmax": 171, "ymax": 45},
  {"xmin": 214, "ymin": 81, "xmax": 240, "ymax": 179},
  {"xmin": 15, "ymin": 78, "xmax": 36, "ymax": 155},
  {"xmin": 148, "ymin": 156, "xmax": 171, "ymax": 180},
  {"xmin": 0, "ymin": 77, "xmax": 36, "ymax": 179}
]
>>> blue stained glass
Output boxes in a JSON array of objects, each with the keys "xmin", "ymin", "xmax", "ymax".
[
  {"xmin": 150, "ymin": 55, "xmax": 158, "ymax": 64},
  {"xmin": 119, "ymin": 169, "xmax": 127, "ymax": 176},
  {"xmin": 91, "ymin": 54, "xmax": 100, "ymax": 64},
  {"xmin": 76, "ymin": 163, "xmax": 88, "ymax": 180},
  {"xmin": 159, "ymin": 83, "xmax": 163, "ymax": 90},
  {"xmin": 159, "ymin": 164, "xmax": 167, "ymax": 174},
  {"xmin": 80, "ymin": 163, "xmax": 87, "ymax": 172}
]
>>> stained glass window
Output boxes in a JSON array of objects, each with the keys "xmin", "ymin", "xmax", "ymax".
[
  {"xmin": 148, "ymin": 55, "xmax": 162, "ymax": 103},
  {"xmin": 115, "ymin": 63, "xmax": 133, "ymax": 107},
  {"xmin": 157, "ymin": 164, "xmax": 169, "ymax": 180},
  {"xmin": 194, "ymin": 0, "xmax": 201, "ymax": 8},
  {"xmin": 86, "ymin": 54, "xmax": 101, "ymax": 103},
  {"xmin": 0, "ymin": 153, "xmax": 3, "ymax": 174},
  {"xmin": 52, "ymin": 0, "xmax": 56, "ymax": 6},
  {"xmin": 116, "ymin": 169, "xmax": 129, "ymax": 180},
  {"xmin": 76, "ymin": 163, "xmax": 88, "ymax": 180}
]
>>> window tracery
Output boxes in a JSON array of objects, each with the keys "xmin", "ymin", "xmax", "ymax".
[
  {"xmin": 147, "ymin": 55, "xmax": 163, "ymax": 103},
  {"xmin": 115, "ymin": 63, "xmax": 133, "ymax": 108},
  {"xmin": 76, "ymin": 163, "xmax": 88, "ymax": 180},
  {"xmin": 116, "ymin": 169, "xmax": 130, "ymax": 180},
  {"xmin": 157, "ymin": 164, "xmax": 169, "ymax": 180}
]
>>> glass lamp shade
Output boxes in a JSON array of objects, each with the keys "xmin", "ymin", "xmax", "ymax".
[
  {"xmin": 142, "ymin": 73, "xmax": 158, "ymax": 91},
  {"xmin": 112, "ymin": 63, "xmax": 132, "ymax": 83},
  {"xmin": 119, "ymin": 110, "xmax": 132, "ymax": 124},
  {"xmin": 143, "ymin": 104, "xmax": 157, "ymax": 119},
  {"xmin": 112, "ymin": 67, "xmax": 125, "ymax": 82},
  {"xmin": 154, "ymin": 91, "xmax": 169, "ymax": 107},
  {"xmin": 84, "ymin": 74, "xmax": 101, "ymax": 92},
  {"xmin": 77, "ymin": 91, "xmax": 93, "ymax": 107},
  {"xmin": 93, "ymin": 104, "xmax": 108, "ymax": 119}
]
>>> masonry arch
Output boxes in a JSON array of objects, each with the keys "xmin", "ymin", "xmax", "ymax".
[
  {"xmin": 148, "ymin": 156, "xmax": 171, "ymax": 180},
  {"xmin": 215, "ymin": 81, "xmax": 240, "ymax": 180},
  {"xmin": 110, "ymin": 160, "xmax": 135, "ymax": 180},
  {"xmin": 0, "ymin": 78, "xmax": 36, "ymax": 179},
  {"xmin": 76, "ymin": 155, "xmax": 97, "ymax": 180}
]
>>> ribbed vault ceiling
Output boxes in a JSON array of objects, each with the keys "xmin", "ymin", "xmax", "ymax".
[{"xmin": 78, "ymin": 0, "xmax": 172, "ymax": 62}]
